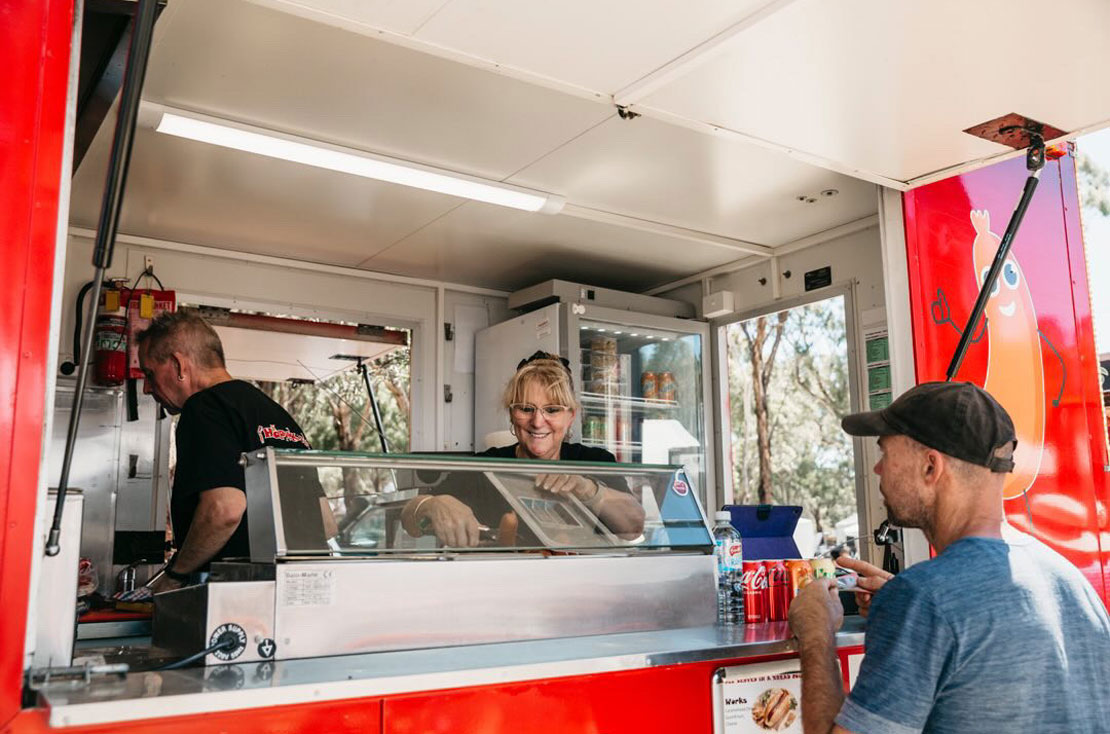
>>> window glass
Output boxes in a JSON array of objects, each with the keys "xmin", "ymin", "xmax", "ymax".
[{"xmin": 723, "ymin": 295, "xmax": 857, "ymax": 558}]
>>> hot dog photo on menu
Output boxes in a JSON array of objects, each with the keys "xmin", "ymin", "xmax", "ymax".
[{"xmin": 751, "ymin": 687, "xmax": 798, "ymax": 731}]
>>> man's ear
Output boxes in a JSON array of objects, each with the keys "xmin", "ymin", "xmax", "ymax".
[
  {"xmin": 171, "ymin": 352, "xmax": 188, "ymax": 378},
  {"xmin": 922, "ymin": 450, "xmax": 942, "ymax": 483}
]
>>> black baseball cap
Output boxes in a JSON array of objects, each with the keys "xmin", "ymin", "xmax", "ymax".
[{"xmin": 842, "ymin": 381, "xmax": 1016, "ymax": 473}]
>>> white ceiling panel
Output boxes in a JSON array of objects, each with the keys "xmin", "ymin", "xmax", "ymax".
[
  {"xmin": 245, "ymin": 0, "xmax": 451, "ymax": 37},
  {"xmin": 71, "ymin": 126, "xmax": 465, "ymax": 266},
  {"xmin": 641, "ymin": 0, "xmax": 1110, "ymax": 183},
  {"xmin": 363, "ymin": 202, "xmax": 741, "ymax": 292},
  {"xmin": 509, "ymin": 115, "xmax": 876, "ymax": 246},
  {"xmin": 413, "ymin": 0, "xmax": 768, "ymax": 93},
  {"xmin": 141, "ymin": 0, "xmax": 614, "ymax": 180}
]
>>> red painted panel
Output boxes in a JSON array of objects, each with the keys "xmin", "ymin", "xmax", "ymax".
[
  {"xmin": 903, "ymin": 153, "xmax": 1107, "ymax": 602},
  {"xmin": 0, "ymin": 0, "xmax": 75, "ymax": 727},
  {"xmin": 1058, "ymin": 149, "xmax": 1110, "ymax": 600},
  {"xmin": 4, "ymin": 699, "xmax": 382, "ymax": 734},
  {"xmin": 382, "ymin": 657, "xmax": 799, "ymax": 734}
]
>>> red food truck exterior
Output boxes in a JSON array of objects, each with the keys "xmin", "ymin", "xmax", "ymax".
[{"xmin": 2, "ymin": 1, "xmax": 1108, "ymax": 733}]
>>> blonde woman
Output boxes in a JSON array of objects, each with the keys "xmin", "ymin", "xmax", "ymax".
[{"xmin": 403, "ymin": 352, "xmax": 644, "ymax": 545}]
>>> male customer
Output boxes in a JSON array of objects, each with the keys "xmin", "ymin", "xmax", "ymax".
[
  {"xmin": 789, "ymin": 381, "xmax": 1110, "ymax": 733},
  {"xmin": 138, "ymin": 312, "xmax": 333, "ymax": 592}
]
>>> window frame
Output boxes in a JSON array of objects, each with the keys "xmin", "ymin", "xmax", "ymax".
[{"xmin": 712, "ymin": 283, "xmax": 867, "ymax": 538}]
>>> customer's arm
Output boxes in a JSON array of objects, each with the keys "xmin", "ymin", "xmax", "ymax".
[{"xmin": 788, "ymin": 579, "xmax": 858, "ymax": 734}]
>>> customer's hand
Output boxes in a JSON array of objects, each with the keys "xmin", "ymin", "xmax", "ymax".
[
  {"xmin": 788, "ymin": 578, "xmax": 843, "ymax": 642},
  {"xmin": 836, "ymin": 556, "xmax": 892, "ymax": 618},
  {"xmin": 416, "ymin": 495, "xmax": 481, "ymax": 547},
  {"xmin": 535, "ymin": 473, "xmax": 598, "ymax": 503}
]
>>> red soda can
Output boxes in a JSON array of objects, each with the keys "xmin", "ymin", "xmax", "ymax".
[
  {"xmin": 763, "ymin": 560, "xmax": 790, "ymax": 621},
  {"xmin": 741, "ymin": 561, "xmax": 768, "ymax": 624}
]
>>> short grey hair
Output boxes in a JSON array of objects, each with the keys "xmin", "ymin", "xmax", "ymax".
[{"xmin": 136, "ymin": 311, "xmax": 226, "ymax": 369}]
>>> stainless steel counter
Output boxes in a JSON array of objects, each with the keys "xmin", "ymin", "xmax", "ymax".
[{"xmin": 40, "ymin": 618, "xmax": 866, "ymax": 728}]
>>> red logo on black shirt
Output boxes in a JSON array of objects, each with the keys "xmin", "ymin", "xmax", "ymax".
[{"xmin": 257, "ymin": 424, "xmax": 311, "ymax": 448}]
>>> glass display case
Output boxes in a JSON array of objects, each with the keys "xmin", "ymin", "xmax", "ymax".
[
  {"xmin": 244, "ymin": 448, "xmax": 713, "ymax": 559},
  {"xmin": 155, "ymin": 449, "xmax": 716, "ymax": 664}
]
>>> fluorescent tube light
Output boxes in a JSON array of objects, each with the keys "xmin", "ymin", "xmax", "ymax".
[{"xmin": 147, "ymin": 105, "xmax": 565, "ymax": 214}]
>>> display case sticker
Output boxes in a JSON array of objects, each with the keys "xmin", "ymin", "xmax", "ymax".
[
  {"xmin": 280, "ymin": 569, "xmax": 335, "ymax": 607},
  {"xmin": 536, "ymin": 318, "xmax": 551, "ymax": 339},
  {"xmin": 713, "ymin": 661, "xmax": 803, "ymax": 733}
]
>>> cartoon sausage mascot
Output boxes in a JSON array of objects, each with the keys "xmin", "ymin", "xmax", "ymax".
[{"xmin": 969, "ymin": 209, "xmax": 1044, "ymax": 500}]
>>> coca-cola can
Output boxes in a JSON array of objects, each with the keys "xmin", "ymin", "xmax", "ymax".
[
  {"xmin": 785, "ymin": 559, "xmax": 815, "ymax": 601},
  {"xmin": 741, "ymin": 560, "xmax": 768, "ymax": 624},
  {"xmin": 763, "ymin": 560, "xmax": 790, "ymax": 621}
]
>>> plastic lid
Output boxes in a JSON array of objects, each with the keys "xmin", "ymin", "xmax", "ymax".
[{"xmin": 714, "ymin": 511, "xmax": 731, "ymax": 521}]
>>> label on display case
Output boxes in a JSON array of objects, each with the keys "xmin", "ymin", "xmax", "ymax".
[{"xmin": 713, "ymin": 661, "xmax": 803, "ymax": 733}]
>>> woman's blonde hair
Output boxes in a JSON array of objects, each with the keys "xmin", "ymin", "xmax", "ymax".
[{"xmin": 503, "ymin": 354, "xmax": 578, "ymax": 411}]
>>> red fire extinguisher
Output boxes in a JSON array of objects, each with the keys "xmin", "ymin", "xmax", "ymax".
[{"xmin": 93, "ymin": 283, "xmax": 129, "ymax": 386}]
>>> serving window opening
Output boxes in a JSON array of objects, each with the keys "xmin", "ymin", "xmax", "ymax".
[
  {"xmin": 170, "ymin": 307, "xmax": 412, "ymax": 547},
  {"xmin": 722, "ymin": 293, "xmax": 859, "ymax": 558}
]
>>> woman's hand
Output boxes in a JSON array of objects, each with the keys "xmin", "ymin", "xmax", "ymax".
[
  {"xmin": 415, "ymin": 495, "xmax": 481, "ymax": 548},
  {"xmin": 534, "ymin": 473, "xmax": 598, "ymax": 503},
  {"xmin": 836, "ymin": 556, "xmax": 893, "ymax": 617}
]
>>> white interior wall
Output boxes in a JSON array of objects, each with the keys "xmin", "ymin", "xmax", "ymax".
[
  {"xmin": 441, "ymin": 291, "xmax": 511, "ymax": 451},
  {"xmin": 60, "ymin": 231, "xmax": 509, "ymax": 451}
]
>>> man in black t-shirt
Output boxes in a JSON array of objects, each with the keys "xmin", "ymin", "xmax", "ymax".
[{"xmin": 137, "ymin": 312, "xmax": 333, "ymax": 592}]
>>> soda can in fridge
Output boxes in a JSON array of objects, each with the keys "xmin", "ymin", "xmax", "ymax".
[
  {"xmin": 785, "ymin": 559, "xmax": 814, "ymax": 599},
  {"xmin": 658, "ymin": 371, "xmax": 676, "ymax": 402},
  {"xmin": 741, "ymin": 560, "xmax": 768, "ymax": 624},
  {"xmin": 641, "ymin": 371, "xmax": 657, "ymax": 400},
  {"xmin": 763, "ymin": 560, "xmax": 790, "ymax": 621}
]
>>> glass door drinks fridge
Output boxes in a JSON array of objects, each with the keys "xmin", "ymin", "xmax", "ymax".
[
  {"xmin": 475, "ymin": 302, "xmax": 714, "ymax": 507},
  {"xmin": 574, "ymin": 308, "xmax": 710, "ymax": 502}
]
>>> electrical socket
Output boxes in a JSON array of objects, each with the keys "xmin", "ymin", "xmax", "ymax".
[{"xmin": 144, "ymin": 255, "xmax": 154, "ymax": 273}]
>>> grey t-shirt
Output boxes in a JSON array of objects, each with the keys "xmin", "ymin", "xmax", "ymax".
[{"xmin": 837, "ymin": 530, "xmax": 1110, "ymax": 734}]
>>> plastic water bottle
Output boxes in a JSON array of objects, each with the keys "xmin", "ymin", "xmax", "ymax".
[{"xmin": 713, "ymin": 511, "xmax": 744, "ymax": 625}]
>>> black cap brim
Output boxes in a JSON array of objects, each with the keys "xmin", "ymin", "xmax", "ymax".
[{"xmin": 841, "ymin": 409, "xmax": 899, "ymax": 437}]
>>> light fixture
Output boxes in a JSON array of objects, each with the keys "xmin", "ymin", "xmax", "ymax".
[{"xmin": 143, "ymin": 104, "xmax": 566, "ymax": 214}]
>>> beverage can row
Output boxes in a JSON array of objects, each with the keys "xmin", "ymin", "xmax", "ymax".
[
  {"xmin": 740, "ymin": 557, "xmax": 838, "ymax": 624},
  {"xmin": 641, "ymin": 371, "xmax": 677, "ymax": 401}
]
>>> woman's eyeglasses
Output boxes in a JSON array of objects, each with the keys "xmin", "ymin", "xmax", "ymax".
[{"xmin": 510, "ymin": 403, "xmax": 571, "ymax": 418}]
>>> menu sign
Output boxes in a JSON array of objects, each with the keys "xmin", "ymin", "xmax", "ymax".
[{"xmin": 713, "ymin": 661, "xmax": 803, "ymax": 733}]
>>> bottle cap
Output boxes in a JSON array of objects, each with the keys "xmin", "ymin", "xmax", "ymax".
[{"xmin": 714, "ymin": 511, "xmax": 731, "ymax": 522}]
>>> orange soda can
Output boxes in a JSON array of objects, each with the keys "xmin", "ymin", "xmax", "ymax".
[{"xmin": 785, "ymin": 559, "xmax": 814, "ymax": 599}]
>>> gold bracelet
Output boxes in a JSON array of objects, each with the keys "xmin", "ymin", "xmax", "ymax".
[{"xmin": 409, "ymin": 495, "xmax": 433, "ymax": 532}]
